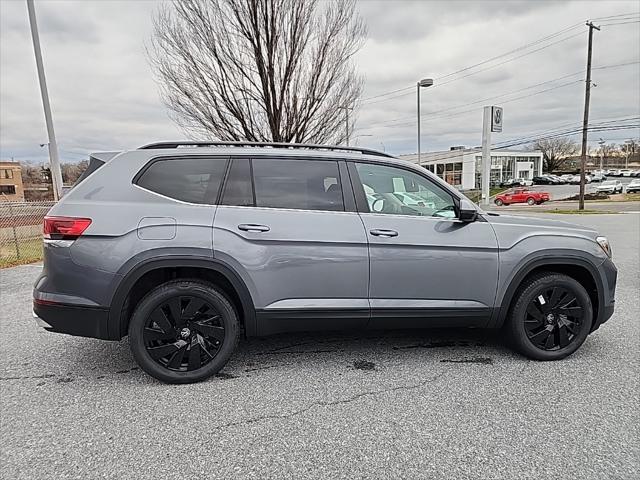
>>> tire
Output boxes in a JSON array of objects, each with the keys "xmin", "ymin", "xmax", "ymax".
[
  {"xmin": 128, "ymin": 279, "xmax": 240, "ymax": 384},
  {"xmin": 505, "ymin": 273, "xmax": 593, "ymax": 361},
  {"xmin": 526, "ymin": 197, "xmax": 536, "ymax": 206},
  {"xmin": 495, "ymin": 198, "xmax": 504, "ymax": 206}
]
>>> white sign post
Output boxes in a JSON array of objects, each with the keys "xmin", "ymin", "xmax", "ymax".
[{"xmin": 481, "ymin": 106, "xmax": 503, "ymax": 205}]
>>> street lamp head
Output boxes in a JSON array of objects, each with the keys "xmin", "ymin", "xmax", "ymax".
[{"xmin": 418, "ymin": 78, "xmax": 434, "ymax": 88}]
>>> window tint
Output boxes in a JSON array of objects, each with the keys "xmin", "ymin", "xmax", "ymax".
[
  {"xmin": 252, "ymin": 159, "xmax": 344, "ymax": 211},
  {"xmin": 354, "ymin": 163, "xmax": 456, "ymax": 218},
  {"xmin": 221, "ymin": 159, "xmax": 254, "ymax": 207},
  {"xmin": 136, "ymin": 158, "xmax": 227, "ymax": 204}
]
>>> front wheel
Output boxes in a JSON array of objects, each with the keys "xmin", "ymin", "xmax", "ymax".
[
  {"xmin": 495, "ymin": 198, "xmax": 504, "ymax": 206},
  {"xmin": 128, "ymin": 280, "xmax": 240, "ymax": 383},
  {"xmin": 505, "ymin": 273, "xmax": 593, "ymax": 360}
]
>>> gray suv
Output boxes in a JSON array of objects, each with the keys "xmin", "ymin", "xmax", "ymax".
[{"xmin": 33, "ymin": 142, "xmax": 617, "ymax": 383}]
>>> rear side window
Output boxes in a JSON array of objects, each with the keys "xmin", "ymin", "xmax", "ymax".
[
  {"xmin": 252, "ymin": 159, "xmax": 344, "ymax": 211},
  {"xmin": 136, "ymin": 157, "xmax": 228, "ymax": 204}
]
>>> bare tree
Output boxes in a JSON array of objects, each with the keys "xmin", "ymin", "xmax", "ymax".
[
  {"xmin": 532, "ymin": 137, "xmax": 579, "ymax": 172},
  {"xmin": 60, "ymin": 160, "xmax": 89, "ymax": 184},
  {"xmin": 148, "ymin": 0, "xmax": 366, "ymax": 144}
]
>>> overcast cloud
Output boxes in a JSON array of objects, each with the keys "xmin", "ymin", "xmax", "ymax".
[{"xmin": 1, "ymin": 0, "xmax": 638, "ymax": 164}]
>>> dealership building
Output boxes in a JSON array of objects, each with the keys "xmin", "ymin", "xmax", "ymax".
[{"xmin": 400, "ymin": 147, "xmax": 544, "ymax": 191}]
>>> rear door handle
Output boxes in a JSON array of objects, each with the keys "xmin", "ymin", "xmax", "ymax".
[
  {"xmin": 238, "ymin": 224, "xmax": 270, "ymax": 232},
  {"xmin": 369, "ymin": 228, "xmax": 398, "ymax": 237}
]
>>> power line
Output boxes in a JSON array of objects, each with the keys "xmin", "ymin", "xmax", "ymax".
[
  {"xmin": 393, "ymin": 117, "xmax": 639, "ymax": 163},
  {"xmin": 360, "ymin": 22, "xmax": 585, "ymax": 104},
  {"xmin": 356, "ymin": 60, "xmax": 639, "ymax": 131}
]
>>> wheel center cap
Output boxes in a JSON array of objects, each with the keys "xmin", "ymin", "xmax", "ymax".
[
  {"xmin": 546, "ymin": 313, "xmax": 555, "ymax": 324},
  {"xmin": 179, "ymin": 328, "xmax": 191, "ymax": 339}
]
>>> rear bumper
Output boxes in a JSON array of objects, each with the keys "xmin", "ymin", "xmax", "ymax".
[{"xmin": 32, "ymin": 301, "xmax": 112, "ymax": 340}]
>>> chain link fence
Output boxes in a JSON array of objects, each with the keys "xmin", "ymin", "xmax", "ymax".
[{"xmin": 0, "ymin": 200, "xmax": 55, "ymax": 268}]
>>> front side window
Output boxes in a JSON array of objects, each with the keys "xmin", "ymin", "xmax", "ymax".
[
  {"xmin": 136, "ymin": 157, "xmax": 228, "ymax": 204},
  {"xmin": 252, "ymin": 159, "xmax": 344, "ymax": 211},
  {"xmin": 354, "ymin": 163, "xmax": 456, "ymax": 218}
]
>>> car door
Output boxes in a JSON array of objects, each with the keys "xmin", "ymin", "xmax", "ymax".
[
  {"xmin": 213, "ymin": 157, "xmax": 369, "ymax": 335},
  {"xmin": 512, "ymin": 189, "xmax": 526, "ymax": 203},
  {"xmin": 349, "ymin": 161, "xmax": 499, "ymax": 329},
  {"xmin": 502, "ymin": 190, "xmax": 514, "ymax": 203}
]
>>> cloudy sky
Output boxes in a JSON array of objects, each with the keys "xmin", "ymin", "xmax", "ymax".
[{"xmin": 1, "ymin": 0, "xmax": 639, "ymax": 164}]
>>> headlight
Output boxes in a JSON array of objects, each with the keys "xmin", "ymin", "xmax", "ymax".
[{"xmin": 596, "ymin": 236, "xmax": 612, "ymax": 258}]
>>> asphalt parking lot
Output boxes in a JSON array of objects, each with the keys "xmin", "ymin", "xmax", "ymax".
[{"xmin": 1, "ymin": 213, "xmax": 638, "ymax": 479}]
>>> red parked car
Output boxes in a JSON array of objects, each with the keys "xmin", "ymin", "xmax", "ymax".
[{"xmin": 494, "ymin": 188, "xmax": 550, "ymax": 206}]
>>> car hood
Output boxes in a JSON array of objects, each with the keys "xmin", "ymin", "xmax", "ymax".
[{"xmin": 483, "ymin": 212, "xmax": 599, "ymax": 240}]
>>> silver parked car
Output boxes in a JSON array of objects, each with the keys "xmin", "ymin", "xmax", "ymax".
[
  {"xmin": 596, "ymin": 180, "xmax": 623, "ymax": 194},
  {"xmin": 33, "ymin": 142, "xmax": 618, "ymax": 383}
]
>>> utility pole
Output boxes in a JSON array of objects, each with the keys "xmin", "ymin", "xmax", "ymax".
[
  {"xmin": 27, "ymin": 0, "xmax": 63, "ymax": 201},
  {"xmin": 598, "ymin": 138, "xmax": 605, "ymax": 171},
  {"xmin": 578, "ymin": 21, "xmax": 600, "ymax": 210}
]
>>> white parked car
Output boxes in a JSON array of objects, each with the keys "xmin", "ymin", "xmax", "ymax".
[
  {"xmin": 615, "ymin": 169, "xmax": 632, "ymax": 177},
  {"xmin": 596, "ymin": 180, "xmax": 623, "ymax": 194},
  {"xmin": 625, "ymin": 179, "xmax": 640, "ymax": 193},
  {"xmin": 568, "ymin": 175, "xmax": 591, "ymax": 184}
]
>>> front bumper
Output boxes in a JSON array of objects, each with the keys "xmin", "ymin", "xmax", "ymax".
[
  {"xmin": 33, "ymin": 300, "xmax": 111, "ymax": 340},
  {"xmin": 592, "ymin": 258, "xmax": 617, "ymax": 332}
]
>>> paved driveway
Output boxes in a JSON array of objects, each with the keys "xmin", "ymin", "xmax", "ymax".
[{"xmin": 1, "ymin": 214, "xmax": 638, "ymax": 479}]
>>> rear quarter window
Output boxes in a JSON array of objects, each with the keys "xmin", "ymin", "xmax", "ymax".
[{"xmin": 135, "ymin": 157, "xmax": 228, "ymax": 204}]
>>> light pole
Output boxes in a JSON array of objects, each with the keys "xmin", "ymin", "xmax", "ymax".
[
  {"xmin": 353, "ymin": 134, "xmax": 372, "ymax": 146},
  {"xmin": 416, "ymin": 78, "xmax": 434, "ymax": 164},
  {"xmin": 598, "ymin": 138, "xmax": 605, "ymax": 171},
  {"xmin": 27, "ymin": 0, "xmax": 62, "ymax": 201},
  {"xmin": 624, "ymin": 139, "xmax": 634, "ymax": 169}
]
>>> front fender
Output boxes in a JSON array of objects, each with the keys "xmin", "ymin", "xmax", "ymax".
[{"xmin": 491, "ymin": 246, "xmax": 607, "ymax": 329}]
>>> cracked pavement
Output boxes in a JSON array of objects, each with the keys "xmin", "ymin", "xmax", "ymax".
[{"xmin": 1, "ymin": 214, "xmax": 638, "ymax": 479}]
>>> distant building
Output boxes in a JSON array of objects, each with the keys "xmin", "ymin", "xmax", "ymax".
[
  {"xmin": 0, "ymin": 161, "xmax": 25, "ymax": 201},
  {"xmin": 400, "ymin": 148, "xmax": 544, "ymax": 191}
]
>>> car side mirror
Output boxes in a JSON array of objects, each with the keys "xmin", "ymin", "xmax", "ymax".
[{"xmin": 458, "ymin": 198, "xmax": 478, "ymax": 222}]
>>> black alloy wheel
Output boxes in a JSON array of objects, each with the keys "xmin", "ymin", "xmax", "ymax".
[
  {"xmin": 524, "ymin": 286, "xmax": 585, "ymax": 351},
  {"xmin": 129, "ymin": 280, "xmax": 239, "ymax": 383},
  {"xmin": 506, "ymin": 272, "xmax": 593, "ymax": 360},
  {"xmin": 143, "ymin": 295, "xmax": 224, "ymax": 372}
]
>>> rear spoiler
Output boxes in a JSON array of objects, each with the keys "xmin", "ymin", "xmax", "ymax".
[{"xmin": 73, "ymin": 151, "xmax": 120, "ymax": 187}]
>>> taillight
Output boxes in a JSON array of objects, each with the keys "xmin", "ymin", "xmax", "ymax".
[{"xmin": 43, "ymin": 216, "xmax": 92, "ymax": 240}]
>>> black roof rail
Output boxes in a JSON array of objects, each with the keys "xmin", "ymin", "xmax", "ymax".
[{"xmin": 138, "ymin": 141, "xmax": 394, "ymax": 159}]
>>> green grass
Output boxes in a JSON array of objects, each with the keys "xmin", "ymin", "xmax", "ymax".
[
  {"xmin": 465, "ymin": 188, "xmax": 507, "ymax": 203},
  {"xmin": 544, "ymin": 209, "xmax": 618, "ymax": 215},
  {"xmin": 0, "ymin": 238, "xmax": 43, "ymax": 268}
]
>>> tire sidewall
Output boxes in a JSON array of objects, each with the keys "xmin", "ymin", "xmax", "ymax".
[
  {"xmin": 507, "ymin": 274, "xmax": 593, "ymax": 360},
  {"xmin": 129, "ymin": 281, "xmax": 239, "ymax": 384}
]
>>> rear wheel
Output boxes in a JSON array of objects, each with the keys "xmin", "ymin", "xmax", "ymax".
[
  {"xmin": 505, "ymin": 273, "xmax": 592, "ymax": 360},
  {"xmin": 129, "ymin": 280, "xmax": 240, "ymax": 383},
  {"xmin": 526, "ymin": 197, "xmax": 536, "ymax": 206}
]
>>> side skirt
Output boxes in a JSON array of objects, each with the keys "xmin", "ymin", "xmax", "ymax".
[{"xmin": 255, "ymin": 307, "xmax": 493, "ymax": 336}]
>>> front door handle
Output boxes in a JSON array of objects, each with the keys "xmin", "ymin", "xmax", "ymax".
[
  {"xmin": 370, "ymin": 228, "xmax": 398, "ymax": 237},
  {"xmin": 238, "ymin": 223, "xmax": 270, "ymax": 232}
]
